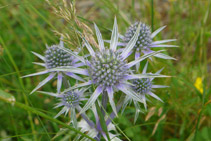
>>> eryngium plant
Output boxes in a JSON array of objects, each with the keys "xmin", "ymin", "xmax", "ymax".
[
  {"xmin": 54, "ymin": 18, "xmax": 167, "ymax": 116},
  {"xmin": 23, "ymin": 17, "xmax": 174, "ymax": 140}
]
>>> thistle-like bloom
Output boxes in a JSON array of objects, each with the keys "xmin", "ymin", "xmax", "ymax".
[
  {"xmin": 22, "ymin": 40, "xmax": 84, "ymax": 94},
  {"xmin": 123, "ymin": 22, "xmax": 152, "ymax": 51},
  {"xmin": 54, "ymin": 18, "xmax": 165, "ymax": 115},
  {"xmin": 40, "ymin": 89, "xmax": 86, "ymax": 117},
  {"xmin": 89, "ymin": 49, "xmax": 128, "ymax": 88},
  {"xmin": 121, "ymin": 22, "xmax": 177, "ymax": 64},
  {"xmin": 122, "ymin": 62, "xmax": 168, "ymax": 123},
  {"xmin": 39, "ymin": 88, "xmax": 87, "ymax": 128}
]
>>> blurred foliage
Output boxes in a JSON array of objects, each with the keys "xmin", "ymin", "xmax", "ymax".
[{"xmin": 0, "ymin": 0, "xmax": 210, "ymax": 140}]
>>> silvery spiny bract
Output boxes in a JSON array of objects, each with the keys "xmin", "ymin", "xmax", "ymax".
[
  {"xmin": 56, "ymin": 18, "xmax": 166, "ymax": 116},
  {"xmin": 22, "ymin": 40, "xmax": 84, "ymax": 94},
  {"xmin": 120, "ymin": 22, "xmax": 178, "ymax": 62},
  {"xmin": 122, "ymin": 62, "xmax": 169, "ymax": 123}
]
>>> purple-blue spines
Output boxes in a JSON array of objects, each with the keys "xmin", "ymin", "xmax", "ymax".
[
  {"xmin": 61, "ymin": 91, "xmax": 80, "ymax": 108},
  {"xmin": 89, "ymin": 49, "xmax": 128, "ymax": 87},
  {"xmin": 133, "ymin": 78, "xmax": 152, "ymax": 94},
  {"xmin": 123, "ymin": 22, "xmax": 152, "ymax": 50},
  {"xmin": 45, "ymin": 45, "xmax": 73, "ymax": 69}
]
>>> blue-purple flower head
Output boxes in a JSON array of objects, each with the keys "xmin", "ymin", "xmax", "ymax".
[
  {"xmin": 39, "ymin": 88, "xmax": 87, "ymax": 119},
  {"xmin": 60, "ymin": 91, "xmax": 80, "ymax": 108},
  {"xmin": 89, "ymin": 49, "xmax": 128, "ymax": 87},
  {"xmin": 133, "ymin": 78, "xmax": 152, "ymax": 95},
  {"xmin": 120, "ymin": 22, "xmax": 178, "ymax": 61},
  {"xmin": 123, "ymin": 22, "xmax": 152, "ymax": 51},
  {"xmin": 22, "ymin": 40, "xmax": 84, "ymax": 94},
  {"xmin": 122, "ymin": 62, "xmax": 169, "ymax": 123}
]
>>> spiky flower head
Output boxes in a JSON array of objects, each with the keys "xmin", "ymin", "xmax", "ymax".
[
  {"xmin": 119, "ymin": 22, "xmax": 177, "ymax": 61},
  {"xmin": 60, "ymin": 91, "xmax": 80, "ymax": 108},
  {"xmin": 39, "ymin": 88, "xmax": 87, "ymax": 129},
  {"xmin": 89, "ymin": 49, "xmax": 128, "ymax": 87},
  {"xmin": 22, "ymin": 40, "xmax": 85, "ymax": 94},
  {"xmin": 133, "ymin": 78, "xmax": 152, "ymax": 95},
  {"xmin": 121, "ymin": 62, "xmax": 168, "ymax": 123},
  {"xmin": 45, "ymin": 45, "xmax": 73, "ymax": 69},
  {"xmin": 39, "ymin": 88, "xmax": 86, "ymax": 119},
  {"xmin": 123, "ymin": 22, "xmax": 152, "ymax": 51}
]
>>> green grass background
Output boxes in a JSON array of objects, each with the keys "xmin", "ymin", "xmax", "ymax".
[{"xmin": 0, "ymin": 0, "xmax": 210, "ymax": 140}]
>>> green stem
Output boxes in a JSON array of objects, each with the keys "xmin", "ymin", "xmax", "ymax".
[{"xmin": 101, "ymin": 91, "xmax": 108, "ymax": 116}]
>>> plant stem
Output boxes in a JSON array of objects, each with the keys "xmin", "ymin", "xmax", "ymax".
[
  {"xmin": 96, "ymin": 91, "xmax": 108, "ymax": 140},
  {"xmin": 76, "ymin": 106, "xmax": 95, "ymax": 128},
  {"xmin": 106, "ymin": 95, "xmax": 125, "ymax": 126},
  {"xmin": 101, "ymin": 91, "xmax": 108, "ymax": 116},
  {"xmin": 62, "ymin": 75, "xmax": 71, "ymax": 88}
]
